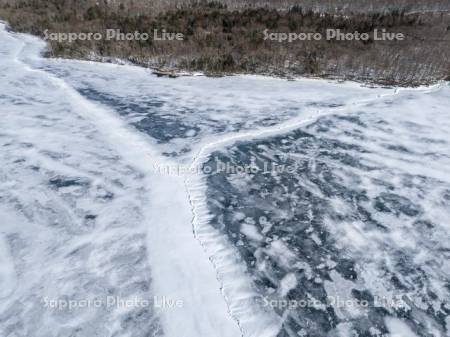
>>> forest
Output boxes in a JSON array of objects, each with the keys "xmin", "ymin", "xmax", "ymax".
[{"xmin": 1, "ymin": 0, "xmax": 449, "ymax": 85}]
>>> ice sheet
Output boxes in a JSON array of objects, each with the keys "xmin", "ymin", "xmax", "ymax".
[
  {"xmin": 202, "ymin": 85, "xmax": 450, "ymax": 336},
  {"xmin": 1, "ymin": 21, "xmax": 448, "ymax": 337}
]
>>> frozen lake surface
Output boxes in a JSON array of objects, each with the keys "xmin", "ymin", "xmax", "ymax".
[{"xmin": 0, "ymin": 23, "xmax": 449, "ymax": 337}]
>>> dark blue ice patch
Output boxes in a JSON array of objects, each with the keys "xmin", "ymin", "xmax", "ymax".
[
  {"xmin": 49, "ymin": 175, "xmax": 90, "ymax": 189},
  {"xmin": 373, "ymin": 192, "xmax": 422, "ymax": 217},
  {"xmin": 76, "ymin": 88, "xmax": 200, "ymax": 143}
]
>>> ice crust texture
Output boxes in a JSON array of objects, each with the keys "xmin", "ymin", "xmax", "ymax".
[{"xmin": 1, "ymin": 23, "xmax": 449, "ymax": 337}]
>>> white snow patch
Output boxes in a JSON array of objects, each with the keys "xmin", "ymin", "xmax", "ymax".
[
  {"xmin": 279, "ymin": 273, "xmax": 298, "ymax": 297},
  {"xmin": 385, "ymin": 317, "xmax": 419, "ymax": 337},
  {"xmin": 241, "ymin": 223, "xmax": 264, "ymax": 242}
]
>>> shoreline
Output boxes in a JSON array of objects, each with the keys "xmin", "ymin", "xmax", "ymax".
[
  {"xmin": 49, "ymin": 55, "xmax": 450, "ymax": 88},
  {"xmin": 34, "ymin": 45, "xmax": 447, "ymax": 88}
]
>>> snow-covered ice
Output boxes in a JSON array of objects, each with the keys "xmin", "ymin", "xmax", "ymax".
[
  {"xmin": 203, "ymin": 84, "xmax": 450, "ymax": 336},
  {"xmin": 1, "ymin": 21, "xmax": 449, "ymax": 337}
]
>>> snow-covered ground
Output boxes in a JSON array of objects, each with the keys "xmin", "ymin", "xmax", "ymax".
[{"xmin": 0, "ymin": 22, "xmax": 449, "ymax": 337}]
